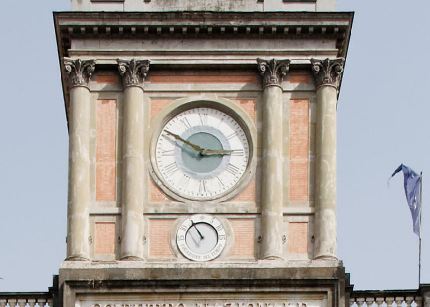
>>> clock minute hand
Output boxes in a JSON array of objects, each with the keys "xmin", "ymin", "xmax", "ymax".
[{"xmin": 165, "ymin": 130, "xmax": 205, "ymax": 153}]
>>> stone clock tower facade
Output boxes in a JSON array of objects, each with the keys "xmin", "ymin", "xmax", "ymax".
[{"xmin": 54, "ymin": 1, "xmax": 353, "ymax": 307}]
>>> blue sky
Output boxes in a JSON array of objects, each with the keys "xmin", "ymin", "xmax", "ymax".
[{"xmin": 0, "ymin": 0, "xmax": 428, "ymax": 291}]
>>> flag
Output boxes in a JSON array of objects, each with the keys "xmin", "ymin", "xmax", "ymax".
[{"xmin": 390, "ymin": 164, "xmax": 422, "ymax": 236}]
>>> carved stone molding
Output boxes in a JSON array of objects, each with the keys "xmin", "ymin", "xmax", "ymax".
[
  {"xmin": 257, "ymin": 58, "xmax": 290, "ymax": 88},
  {"xmin": 310, "ymin": 58, "xmax": 345, "ymax": 89},
  {"xmin": 64, "ymin": 58, "xmax": 95, "ymax": 88},
  {"xmin": 117, "ymin": 59, "xmax": 150, "ymax": 88}
]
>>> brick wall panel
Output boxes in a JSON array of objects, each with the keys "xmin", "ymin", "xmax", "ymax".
[
  {"xmin": 289, "ymin": 99, "xmax": 309, "ymax": 203},
  {"xmin": 94, "ymin": 222, "xmax": 116, "ymax": 255},
  {"xmin": 148, "ymin": 219, "xmax": 175, "ymax": 258},
  {"xmin": 229, "ymin": 219, "xmax": 255, "ymax": 259},
  {"xmin": 96, "ymin": 99, "xmax": 117, "ymax": 201},
  {"xmin": 287, "ymin": 222, "xmax": 308, "ymax": 254}
]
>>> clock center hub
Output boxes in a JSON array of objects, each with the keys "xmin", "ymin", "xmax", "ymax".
[{"xmin": 181, "ymin": 132, "xmax": 223, "ymax": 173}]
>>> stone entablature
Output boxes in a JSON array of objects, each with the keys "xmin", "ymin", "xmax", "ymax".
[
  {"xmin": 71, "ymin": 0, "xmax": 335, "ymax": 13},
  {"xmin": 54, "ymin": 11, "xmax": 352, "ymax": 62}
]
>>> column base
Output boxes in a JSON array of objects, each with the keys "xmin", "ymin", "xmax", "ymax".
[
  {"xmin": 262, "ymin": 255, "xmax": 284, "ymax": 261},
  {"xmin": 314, "ymin": 254, "xmax": 338, "ymax": 261},
  {"xmin": 65, "ymin": 256, "xmax": 90, "ymax": 261},
  {"xmin": 121, "ymin": 255, "xmax": 144, "ymax": 261}
]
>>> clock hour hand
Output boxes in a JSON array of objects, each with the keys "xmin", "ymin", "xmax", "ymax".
[
  {"xmin": 200, "ymin": 149, "xmax": 234, "ymax": 156},
  {"xmin": 191, "ymin": 220, "xmax": 204, "ymax": 240},
  {"xmin": 164, "ymin": 130, "xmax": 205, "ymax": 153}
]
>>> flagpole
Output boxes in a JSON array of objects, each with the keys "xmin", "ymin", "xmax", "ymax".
[{"xmin": 418, "ymin": 172, "xmax": 422, "ymax": 286}]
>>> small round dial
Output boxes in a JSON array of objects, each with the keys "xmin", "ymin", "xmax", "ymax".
[
  {"xmin": 154, "ymin": 107, "xmax": 250, "ymax": 201},
  {"xmin": 176, "ymin": 214, "xmax": 226, "ymax": 261}
]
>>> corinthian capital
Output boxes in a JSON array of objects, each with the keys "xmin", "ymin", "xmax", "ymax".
[
  {"xmin": 64, "ymin": 58, "xmax": 95, "ymax": 88},
  {"xmin": 257, "ymin": 58, "xmax": 290, "ymax": 88},
  {"xmin": 310, "ymin": 58, "xmax": 345, "ymax": 89},
  {"xmin": 117, "ymin": 59, "xmax": 150, "ymax": 88}
]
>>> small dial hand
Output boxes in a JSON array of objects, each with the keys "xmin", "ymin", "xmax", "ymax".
[
  {"xmin": 164, "ymin": 130, "xmax": 205, "ymax": 153},
  {"xmin": 191, "ymin": 220, "xmax": 204, "ymax": 240}
]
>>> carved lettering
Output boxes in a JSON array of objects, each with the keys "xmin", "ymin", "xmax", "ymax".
[{"xmin": 91, "ymin": 301, "xmax": 316, "ymax": 307}]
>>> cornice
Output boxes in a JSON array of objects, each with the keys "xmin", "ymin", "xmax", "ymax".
[{"xmin": 54, "ymin": 11, "xmax": 353, "ymax": 58}]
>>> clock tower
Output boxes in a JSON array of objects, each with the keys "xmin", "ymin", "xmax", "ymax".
[{"xmin": 54, "ymin": 1, "xmax": 353, "ymax": 307}]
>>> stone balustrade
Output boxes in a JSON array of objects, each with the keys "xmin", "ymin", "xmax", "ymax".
[
  {"xmin": 0, "ymin": 293, "xmax": 53, "ymax": 307},
  {"xmin": 350, "ymin": 290, "xmax": 423, "ymax": 307}
]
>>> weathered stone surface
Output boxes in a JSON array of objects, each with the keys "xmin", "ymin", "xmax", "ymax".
[
  {"xmin": 71, "ymin": 0, "xmax": 336, "ymax": 12},
  {"xmin": 66, "ymin": 83, "xmax": 92, "ymax": 261},
  {"xmin": 259, "ymin": 59, "xmax": 289, "ymax": 260}
]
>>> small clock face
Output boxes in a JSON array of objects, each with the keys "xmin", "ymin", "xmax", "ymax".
[
  {"xmin": 154, "ymin": 106, "xmax": 250, "ymax": 201},
  {"xmin": 176, "ymin": 214, "xmax": 226, "ymax": 261}
]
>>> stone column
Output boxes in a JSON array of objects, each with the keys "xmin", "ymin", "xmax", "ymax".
[
  {"xmin": 118, "ymin": 59, "xmax": 150, "ymax": 260},
  {"xmin": 64, "ymin": 58, "xmax": 95, "ymax": 261},
  {"xmin": 257, "ymin": 58, "xmax": 290, "ymax": 260},
  {"xmin": 310, "ymin": 58, "xmax": 344, "ymax": 260}
]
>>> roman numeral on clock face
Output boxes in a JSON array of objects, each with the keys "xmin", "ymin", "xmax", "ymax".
[
  {"xmin": 198, "ymin": 113, "xmax": 208, "ymax": 126},
  {"xmin": 226, "ymin": 163, "xmax": 240, "ymax": 176},
  {"xmin": 231, "ymin": 149, "xmax": 244, "ymax": 156},
  {"xmin": 161, "ymin": 149, "xmax": 175, "ymax": 156},
  {"xmin": 199, "ymin": 179, "xmax": 207, "ymax": 194},
  {"xmin": 216, "ymin": 176, "xmax": 225, "ymax": 187},
  {"xmin": 226, "ymin": 131, "xmax": 237, "ymax": 140},
  {"xmin": 180, "ymin": 118, "xmax": 191, "ymax": 129},
  {"xmin": 163, "ymin": 162, "xmax": 178, "ymax": 176}
]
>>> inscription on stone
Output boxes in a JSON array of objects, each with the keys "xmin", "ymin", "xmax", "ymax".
[{"xmin": 90, "ymin": 302, "xmax": 315, "ymax": 307}]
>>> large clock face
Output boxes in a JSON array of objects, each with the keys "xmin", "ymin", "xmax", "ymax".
[{"xmin": 154, "ymin": 106, "xmax": 250, "ymax": 201}]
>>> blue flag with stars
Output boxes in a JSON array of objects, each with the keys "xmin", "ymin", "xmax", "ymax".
[{"xmin": 390, "ymin": 164, "xmax": 422, "ymax": 236}]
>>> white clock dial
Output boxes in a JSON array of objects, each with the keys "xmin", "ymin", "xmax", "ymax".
[
  {"xmin": 176, "ymin": 214, "xmax": 226, "ymax": 261},
  {"xmin": 154, "ymin": 107, "xmax": 250, "ymax": 201}
]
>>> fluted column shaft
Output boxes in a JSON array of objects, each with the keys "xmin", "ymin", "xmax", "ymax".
[
  {"xmin": 118, "ymin": 59, "xmax": 150, "ymax": 260},
  {"xmin": 257, "ymin": 58, "xmax": 290, "ymax": 260},
  {"xmin": 64, "ymin": 59, "xmax": 95, "ymax": 260},
  {"xmin": 311, "ymin": 58, "xmax": 344, "ymax": 260}
]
